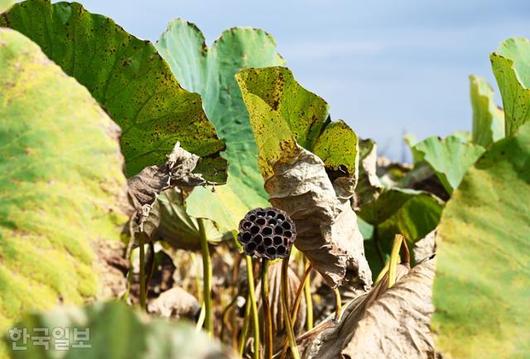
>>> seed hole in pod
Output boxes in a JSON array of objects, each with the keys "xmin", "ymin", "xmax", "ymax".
[
  {"xmin": 256, "ymin": 218, "xmax": 266, "ymax": 225},
  {"xmin": 283, "ymin": 238, "xmax": 289, "ymax": 246},
  {"xmin": 284, "ymin": 231, "xmax": 292, "ymax": 238},
  {"xmin": 273, "ymin": 236, "xmax": 282, "ymax": 245},
  {"xmin": 268, "ymin": 218, "xmax": 277, "ymax": 226},
  {"xmin": 246, "ymin": 242, "xmax": 256, "ymax": 253},
  {"xmin": 241, "ymin": 232, "xmax": 251, "ymax": 242},
  {"xmin": 254, "ymin": 234, "xmax": 263, "ymax": 244},
  {"xmin": 274, "ymin": 226, "xmax": 283, "ymax": 235},
  {"xmin": 281, "ymin": 221, "xmax": 291, "ymax": 230},
  {"xmin": 256, "ymin": 245, "xmax": 265, "ymax": 254},
  {"xmin": 250, "ymin": 226, "xmax": 260, "ymax": 234},
  {"xmin": 262, "ymin": 227, "xmax": 272, "ymax": 236},
  {"xmin": 243, "ymin": 221, "xmax": 252, "ymax": 229},
  {"xmin": 249, "ymin": 215, "xmax": 256, "ymax": 221},
  {"xmin": 277, "ymin": 246, "xmax": 286, "ymax": 255},
  {"xmin": 266, "ymin": 247, "xmax": 276, "ymax": 256},
  {"xmin": 257, "ymin": 210, "xmax": 266, "ymax": 217},
  {"xmin": 267, "ymin": 210, "xmax": 276, "ymax": 217},
  {"xmin": 264, "ymin": 237, "xmax": 273, "ymax": 246},
  {"xmin": 277, "ymin": 213, "xmax": 285, "ymax": 221}
]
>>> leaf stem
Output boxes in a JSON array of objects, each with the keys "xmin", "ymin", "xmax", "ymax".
[
  {"xmin": 303, "ymin": 257, "xmax": 313, "ymax": 330},
  {"xmin": 138, "ymin": 234, "xmax": 147, "ymax": 310},
  {"xmin": 221, "ymin": 295, "xmax": 238, "ymax": 341},
  {"xmin": 196, "ymin": 302, "xmax": 206, "ymax": 330},
  {"xmin": 291, "ymin": 263, "xmax": 312, "ymax": 324},
  {"xmin": 279, "ymin": 261, "xmax": 312, "ymax": 357},
  {"xmin": 261, "ymin": 258, "xmax": 273, "ymax": 359},
  {"xmin": 388, "ymin": 234, "xmax": 404, "ymax": 288},
  {"xmin": 198, "ymin": 218, "xmax": 213, "ymax": 336},
  {"xmin": 239, "ymin": 294, "xmax": 251, "ymax": 355},
  {"xmin": 281, "ymin": 257, "xmax": 301, "ymax": 359},
  {"xmin": 246, "ymin": 256, "xmax": 260, "ymax": 359},
  {"xmin": 145, "ymin": 241, "xmax": 156, "ymax": 289},
  {"xmin": 375, "ymin": 259, "xmax": 390, "ymax": 284}
]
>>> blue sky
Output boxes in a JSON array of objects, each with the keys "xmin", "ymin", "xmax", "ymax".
[{"xmin": 71, "ymin": 0, "xmax": 529, "ymax": 160}]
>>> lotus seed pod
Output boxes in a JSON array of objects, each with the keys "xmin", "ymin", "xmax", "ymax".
[{"xmin": 237, "ymin": 207, "xmax": 296, "ymax": 259}]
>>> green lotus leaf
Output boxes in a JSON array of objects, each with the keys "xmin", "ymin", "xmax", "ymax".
[
  {"xmin": 5, "ymin": 301, "xmax": 234, "ymax": 358},
  {"xmin": 155, "ymin": 189, "xmax": 228, "ymax": 250},
  {"xmin": 156, "ymin": 20, "xmax": 284, "ymax": 230},
  {"xmin": 0, "ymin": 0, "xmax": 226, "ymax": 181},
  {"xmin": 491, "ymin": 37, "xmax": 530, "ymax": 137},
  {"xmin": 0, "ymin": 28, "xmax": 127, "ymax": 330},
  {"xmin": 359, "ymin": 188, "xmax": 443, "ymax": 274},
  {"xmin": 412, "ymin": 135, "xmax": 486, "ymax": 193},
  {"xmin": 432, "ymin": 121, "xmax": 530, "ymax": 358},
  {"xmin": 451, "ymin": 130, "xmax": 472, "ymax": 143},
  {"xmin": 469, "ymin": 75, "xmax": 505, "ymax": 147},
  {"xmin": 403, "ymin": 133, "xmax": 423, "ymax": 163},
  {"xmin": 236, "ymin": 66, "xmax": 359, "ymax": 181},
  {"xmin": 0, "ymin": 0, "xmax": 13, "ymax": 13}
]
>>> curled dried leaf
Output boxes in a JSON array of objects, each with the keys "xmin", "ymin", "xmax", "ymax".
[
  {"xmin": 413, "ymin": 230, "xmax": 437, "ymax": 263},
  {"xmin": 303, "ymin": 259, "xmax": 436, "ymax": 359},
  {"xmin": 265, "ymin": 146, "xmax": 372, "ymax": 289},
  {"xmin": 355, "ymin": 139, "xmax": 383, "ymax": 209},
  {"xmin": 127, "ymin": 142, "xmax": 207, "ymax": 236}
]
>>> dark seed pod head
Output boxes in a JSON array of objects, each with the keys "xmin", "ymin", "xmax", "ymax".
[{"xmin": 237, "ymin": 207, "xmax": 296, "ymax": 259}]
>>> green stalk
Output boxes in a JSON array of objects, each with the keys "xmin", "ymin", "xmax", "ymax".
[
  {"xmin": 246, "ymin": 256, "xmax": 260, "ymax": 359},
  {"xmin": 261, "ymin": 259, "xmax": 273, "ymax": 359},
  {"xmin": 239, "ymin": 296, "xmax": 251, "ymax": 355},
  {"xmin": 375, "ymin": 259, "xmax": 390, "ymax": 284},
  {"xmin": 279, "ymin": 262, "xmax": 312, "ymax": 357},
  {"xmin": 291, "ymin": 264, "xmax": 312, "ymax": 324},
  {"xmin": 239, "ymin": 256, "xmax": 261, "ymax": 358},
  {"xmin": 138, "ymin": 234, "xmax": 147, "ymax": 310},
  {"xmin": 193, "ymin": 253, "xmax": 202, "ymax": 302},
  {"xmin": 198, "ymin": 218, "xmax": 213, "ymax": 336},
  {"xmin": 281, "ymin": 257, "xmax": 301, "ymax": 359},
  {"xmin": 303, "ymin": 257, "xmax": 313, "ymax": 330},
  {"xmin": 220, "ymin": 295, "xmax": 238, "ymax": 341},
  {"xmin": 196, "ymin": 302, "xmax": 206, "ymax": 331},
  {"xmin": 145, "ymin": 241, "xmax": 156, "ymax": 289},
  {"xmin": 303, "ymin": 281, "xmax": 313, "ymax": 329},
  {"xmin": 388, "ymin": 234, "xmax": 404, "ymax": 288}
]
